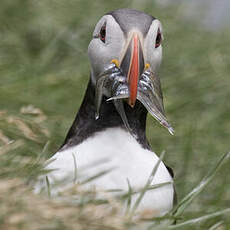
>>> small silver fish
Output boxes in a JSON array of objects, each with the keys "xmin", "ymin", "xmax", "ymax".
[{"xmin": 95, "ymin": 64, "xmax": 174, "ymax": 135}]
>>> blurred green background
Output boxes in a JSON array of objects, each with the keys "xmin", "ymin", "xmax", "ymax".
[{"xmin": 0, "ymin": 0, "xmax": 229, "ymax": 229}]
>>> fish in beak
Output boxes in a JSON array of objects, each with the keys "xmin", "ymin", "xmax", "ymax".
[{"xmin": 95, "ymin": 32, "xmax": 174, "ymax": 135}]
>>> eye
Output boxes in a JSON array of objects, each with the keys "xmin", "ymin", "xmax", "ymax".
[
  {"xmin": 155, "ymin": 29, "xmax": 162, "ymax": 48},
  {"xmin": 99, "ymin": 24, "xmax": 106, "ymax": 43}
]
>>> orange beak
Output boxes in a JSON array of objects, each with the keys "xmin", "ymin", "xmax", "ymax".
[{"xmin": 120, "ymin": 33, "xmax": 144, "ymax": 107}]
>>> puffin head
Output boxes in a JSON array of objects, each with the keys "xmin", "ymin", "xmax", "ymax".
[{"xmin": 88, "ymin": 9, "xmax": 173, "ymax": 135}]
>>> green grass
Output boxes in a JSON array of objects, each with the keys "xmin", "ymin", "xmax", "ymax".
[{"xmin": 0, "ymin": 0, "xmax": 230, "ymax": 229}]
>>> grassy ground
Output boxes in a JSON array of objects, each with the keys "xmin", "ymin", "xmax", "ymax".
[{"xmin": 0, "ymin": 0, "xmax": 230, "ymax": 229}]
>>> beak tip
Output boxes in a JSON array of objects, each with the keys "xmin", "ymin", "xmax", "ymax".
[{"xmin": 128, "ymin": 98, "xmax": 136, "ymax": 108}]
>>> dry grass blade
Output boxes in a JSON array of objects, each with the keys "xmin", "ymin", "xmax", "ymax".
[
  {"xmin": 45, "ymin": 176, "xmax": 51, "ymax": 198},
  {"xmin": 169, "ymin": 208, "xmax": 230, "ymax": 228},
  {"xmin": 208, "ymin": 221, "xmax": 224, "ymax": 230},
  {"xmin": 0, "ymin": 140, "xmax": 24, "ymax": 156},
  {"xmin": 119, "ymin": 182, "xmax": 172, "ymax": 201},
  {"xmin": 0, "ymin": 178, "xmax": 126, "ymax": 230},
  {"xmin": 80, "ymin": 168, "xmax": 116, "ymax": 185},
  {"xmin": 72, "ymin": 153, "xmax": 78, "ymax": 184},
  {"xmin": 0, "ymin": 130, "xmax": 11, "ymax": 144},
  {"xmin": 20, "ymin": 104, "xmax": 47, "ymax": 123},
  {"xmin": 172, "ymin": 152, "xmax": 230, "ymax": 217},
  {"xmin": 7, "ymin": 116, "xmax": 39, "ymax": 142},
  {"xmin": 125, "ymin": 178, "xmax": 133, "ymax": 215}
]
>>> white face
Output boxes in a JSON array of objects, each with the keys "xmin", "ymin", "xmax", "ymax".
[{"xmin": 88, "ymin": 14, "xmax": 163, "ymax": 84}]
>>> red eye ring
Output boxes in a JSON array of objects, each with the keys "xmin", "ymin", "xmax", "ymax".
[
  {"xmin": 99, "ymin": 24, "xmax": 106, "ymax": 43},
  {"xmin": 155, "ymin": 28, "xmax": 162, "ymax": 48}
]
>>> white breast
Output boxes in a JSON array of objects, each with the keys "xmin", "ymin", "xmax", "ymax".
[{"xmin": 36, "ymin": 127, "xmax": 174, "ymax": 216}]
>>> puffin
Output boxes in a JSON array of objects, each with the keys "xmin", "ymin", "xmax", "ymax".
[{"xmin": 36, "ymin": 8, "xmax": 175, "ymax": 217}]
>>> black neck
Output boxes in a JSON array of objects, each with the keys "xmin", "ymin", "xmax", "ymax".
[{"xmin": 60, "ymin": 79, "xmax": 150, "ymax": 151}]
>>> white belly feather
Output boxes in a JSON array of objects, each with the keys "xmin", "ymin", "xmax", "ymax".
[{"xmin": 36, "ymin": 127, "xmax": 174, "ymax": 216}]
